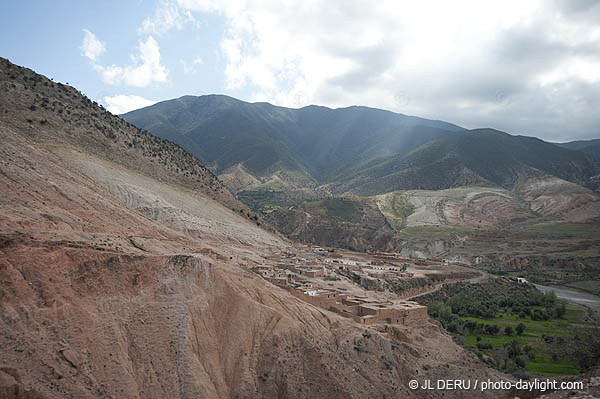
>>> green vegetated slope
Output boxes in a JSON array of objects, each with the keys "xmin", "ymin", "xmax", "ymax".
[
  {"xmin": 330, "ymin": 129, "xmax": 600, "ymax": 196},
  {"xmin": 416, "ymin": 279, "xmax": 600, "ymax": 376},
  {"xmin": 557, "ymin": 138, "xmax": 600, "ymax": 157},
  {"xmin": 522, "ymin": 223, "xmax": 600, "ymax": 237},
  {"xmin": 124, "ymin": 97, "xmax": 600, "ymax": 196},
  {"xmin": 122, "ymin": 95, "xmax": 464, "ymax": 187}
]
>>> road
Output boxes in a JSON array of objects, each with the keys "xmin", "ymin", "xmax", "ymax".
[
  {"xmin": 534, "ymin": 283, "xmax": 600, "ymax": 315},
  {"xmin": 406, "ymin": 268, "xmax": 492, "ymax": 300}
]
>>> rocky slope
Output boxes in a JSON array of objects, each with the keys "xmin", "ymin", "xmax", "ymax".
[{"xmin": 0, "ymin": 57, "xmax": 506, "ymax": 398}]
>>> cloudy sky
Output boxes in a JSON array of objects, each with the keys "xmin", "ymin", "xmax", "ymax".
[{"xmin": 2, "ymin": 0, "xmax": 599, "ymax": 142}]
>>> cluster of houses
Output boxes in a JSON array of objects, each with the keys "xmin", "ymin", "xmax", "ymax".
[
  {"xmin": 289, "ymin": 287, "xmax": 427, "ymax": 325},
  {"xmin": 250, "ymin": 247, "xmax": 428, "ymax": 326},
  {"xmin": 336, "ymin": 297, "xmax": 428, "ymax": 325},
  {"xmin": 323, "ymin": 257, "xmax": 416, "ymax": 290}
]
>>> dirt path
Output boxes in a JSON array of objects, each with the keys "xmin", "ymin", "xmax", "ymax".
[{"xmin": 406, "ymin": 268, "xmax": 493, "ymax": 300}]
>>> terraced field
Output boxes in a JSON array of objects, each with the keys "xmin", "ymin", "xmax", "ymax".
[
  {"xmin": 461, "ymin": 304, "xmax": 585, "ymax": 376},
  {"xmin": 417, "ymin": 280, "xmax": 599, "ymax": 377}
]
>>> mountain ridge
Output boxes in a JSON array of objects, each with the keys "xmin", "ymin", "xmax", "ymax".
[
  {"xmin": 330, "ymin": 128, "xmax": 600, "ymax": 195},
  {"xmin": 122, "ymin": 94, "xmax": 466, "ymax": 187},
  {"xmin": 122, "ymin": 93, "xmax": 600, "ymax": 257},
  {"xmin": 556, "ymin": 138, "xmax": 600, "ymax": 157},
  {"xmin": 122, "ymin": 95, "xmax": 600, "ymax": 198}
]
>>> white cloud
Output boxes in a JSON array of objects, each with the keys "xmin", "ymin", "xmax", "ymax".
[
  {"xmin": 103, "ymin": 94, "xmax": 158, "ymax": 114},
  {"xmin": 539, "ymin": 58, "xmax": 600, "ymax": 86},
  {"xmin": 95, "ymin": 36, "xmax": 168, "ymax": 87},
  {"xmin": 80, "ymin": 29, "xmax": 106, "ymax": 62},
  {"xmin": 174, "ymin": 0, "xmax": 600, "ymax": 140},
  {"xmin": 176, "ymin": 0, "xmax": 538, "ymax": 106},
  {"xmin": 180, "ymin": 56, "xmax": 204, "ymax": 73},
  {"xmin": 139, "ymin": 0, "xmax": 198, "ymax": 35}
]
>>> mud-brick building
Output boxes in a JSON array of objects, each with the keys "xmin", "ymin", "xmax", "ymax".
[
  {"xmin": 352, "ymin": 302, "xmax": 427, "ymax": 325},
  {"xmin": 287, "ymin": 288, "xmax": 427, "ymax": 326},
  {"xmin": 293, "ymin": 265, "xmax": 324, "ymax": 278},
  {"xmin": 289, "ymin": 287, "xmax": 346, "ymax": 308}
]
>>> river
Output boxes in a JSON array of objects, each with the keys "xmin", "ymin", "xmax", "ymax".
[{"xmin": 534, "ymin": 284, "xmax": 600, "ymax": 314}]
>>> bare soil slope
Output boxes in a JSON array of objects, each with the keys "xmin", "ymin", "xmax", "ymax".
[{"xmin": 0, "ymin": 57, "xmax": 504, "ymax": 399}]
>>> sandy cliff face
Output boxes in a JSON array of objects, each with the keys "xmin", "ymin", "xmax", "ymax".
[{"xmin": 0, "ymin": 57, "xmax": 504, "ymax": 399}]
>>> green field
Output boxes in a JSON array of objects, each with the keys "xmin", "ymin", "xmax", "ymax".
[
  {"xmin": 521, "ymin": 223, "xmax": 600, "ymax": 237},
  {"xmin": 418, "ymin": 280, "xmax": 599, "ymax": 376},
  {"xmin": 246, "ymin": 182, "xmax": 285, "ymax": 192},
  {"xmin": 516, "ymin": 210, "xmax": 537, "ymax": 219},
  {"xmin": 305, "ymin": 198, "xmax": 361, "ymax": 221},
  {"xmin": 237, "ymin": 182, "xmax": 287, "ymax": 210},
  {"xmin": 461, "ymin": 303, "xmax": 583, "ymax": 376},
  {"xmin": 261, "ymin": 203, "xmax": 288, "ymax": 213},
  {"xmin": 375, "ymin": 192, "xmax": 415, "ymax": 230},
  {"xmin": 399, "ymin": 225, "xmax": 471, "ymax": 238}
]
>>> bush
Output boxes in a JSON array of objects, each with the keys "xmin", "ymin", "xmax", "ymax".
[
  {"xmin": 427, "ymin": 302, "xmax": 452, "ymax": 324},
  {"xmin": 447, "ymin": 321, "xmax": 459, "ymax": 333},
  {"xmin": 477, "ymin": 341, "xmax": 493, "ymax": 350},
  {"xmin": 542, "ymin": 334, "xmax": 554, "ymax": 344},
  {"xmin": 554, "ymin": 304, "xmax": 566, "ymax": 319},
  {"xmin": 506, "ymin": 340, "xmax": 521, "ymax": 359},
  {"xmin": 515, "ymin": 357, "xmax": 526, "ymax": 368},
  {"xmin": 532, "ymin": 309, "xmax": 548, "ymax": 321},
  {"xmin": 484, "ymin": 324, "xmax": 500, "ymax": 335}
]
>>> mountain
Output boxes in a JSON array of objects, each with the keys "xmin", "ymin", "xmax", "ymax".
[
  {"xmin": 123, "ymin": 96, "xmax": 600, "ymax": 199},
  {"xmin": 122, "ymin": 95, "xmax": 465, "ymax": 188},
  {"xmin": 266, "ymin": 177, "xmax": 600, "ymax": 255},
  {"xmin": 264, "ymin": 129, "xmax": 600, "ymax": 255},
  {"xmin": 556, "ymin": 138, "xmax": 600, "ymax": 157},
  {"xmin": 121, "ymin": 95, "xmax": 600, "ymax": 261},
  {"xmin": 329, "ymin": 129, "xmax": 600, "ymax": 196},
  {"xmin": 0, "ymin": 58, "xmax": 507, "ymax": 398}
]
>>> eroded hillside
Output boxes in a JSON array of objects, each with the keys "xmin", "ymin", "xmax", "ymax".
[
  {"xmin": 266, "ymin": 179, "xmax": 600, "ymax": 261},
  {"xmin": 0, "ymin": 58, "xmax": 507, "ymax": 398},
  {"xmin": 119, "ymin": 86, "xmax": 600, "ymax": 270}
]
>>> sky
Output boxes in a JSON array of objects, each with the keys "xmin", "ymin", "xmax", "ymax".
[{"xmin": 1, "ymin": 0, "xmax": 599, "ymax": 142}]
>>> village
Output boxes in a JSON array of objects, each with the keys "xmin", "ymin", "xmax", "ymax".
[{"xmin": 249, "ymin": 244, "xmax": 479, "ymax": 327}]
